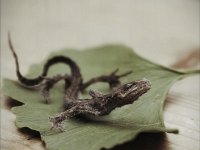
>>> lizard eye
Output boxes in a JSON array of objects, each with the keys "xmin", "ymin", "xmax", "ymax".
[{"xmin": 124, "ymin": 83, "xmax": 132, "ymax": 90}]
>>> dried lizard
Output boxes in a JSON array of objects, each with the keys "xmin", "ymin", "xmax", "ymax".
[{"xmin": 8, "ymin": 34, "xmax": 151, "ymax": 131}]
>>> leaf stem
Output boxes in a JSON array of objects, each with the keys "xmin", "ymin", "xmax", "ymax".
[{"xmin": 185, "ymin": 69, "xmax": 200, "ymax": 74}]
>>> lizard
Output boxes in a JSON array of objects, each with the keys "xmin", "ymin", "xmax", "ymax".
[{"xmin": 8, "ymin": 34, "xmax": 151, "ymax": 131}]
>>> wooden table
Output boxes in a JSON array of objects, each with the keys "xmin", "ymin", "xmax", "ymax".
[{"xmin": 1, "ymin": 1, "xmax": 199, "ymax": 149}]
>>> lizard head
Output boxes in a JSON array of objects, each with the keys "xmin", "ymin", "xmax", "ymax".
[{"xmin": 112, "ymin": 78, "xmax": 151, "ymax": 105}]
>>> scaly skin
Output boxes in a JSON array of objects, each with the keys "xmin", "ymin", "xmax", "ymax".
[
  {"xmin": 9, "ymin": 34, "xmax": 151, "ymax": 131},
  {"xmin": 49, "ymin": 79, "xmax": 151, "ymax": 130}
]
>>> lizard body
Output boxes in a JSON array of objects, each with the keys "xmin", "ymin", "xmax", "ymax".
[{"xmin": 8, "ymin": 34, "xmax": 151, "ymax": 131}]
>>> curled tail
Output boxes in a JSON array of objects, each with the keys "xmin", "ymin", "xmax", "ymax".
[{"xmin": 8, "ymin": 33, "xmax": 82, "ymax": 87}]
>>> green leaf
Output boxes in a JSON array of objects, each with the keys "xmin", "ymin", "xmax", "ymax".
[{"xmin": 3, "ymin": 45, "xmax": 199, "ymax": 150}]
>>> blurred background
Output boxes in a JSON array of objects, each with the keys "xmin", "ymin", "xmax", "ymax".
[
  {"xmin": 1, "ymin": 0, "xmax": 199, "ymax": 150},
  {"xmin": 1, "ymin": 0, "xmax": 199, "ymax": 78}
]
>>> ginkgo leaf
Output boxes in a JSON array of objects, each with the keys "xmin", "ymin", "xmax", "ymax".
[{"xmin": 3, "ymin": 45, "xmax": 199, "ymax": 150}]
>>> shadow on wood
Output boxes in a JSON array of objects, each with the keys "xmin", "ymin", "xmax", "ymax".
[
  {"xmin": 4, "ymin": 96, "xmax": 24, "ymax": 110},
  {"xmin": 103, "ymin": 132, "xmax": 168, "ymax": 150}
]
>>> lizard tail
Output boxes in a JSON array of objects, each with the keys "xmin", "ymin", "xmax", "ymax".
[
  {"xmin": 8, "ymin": 32, "xmax": 44, "ymax": 86},
  {"xmin": 8, "ymin": 33, "xmax": 82, "ymax": 87}
]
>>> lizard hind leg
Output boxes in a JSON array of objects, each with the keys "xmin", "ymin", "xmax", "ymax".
[{"xmin": 39, "ymin": 74, "xmax": 71, "ymax": 103}]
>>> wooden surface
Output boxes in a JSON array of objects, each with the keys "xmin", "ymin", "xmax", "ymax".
[{"xmin": 1, "ymin": 1, "xmax": 199, "ymax": 150}]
